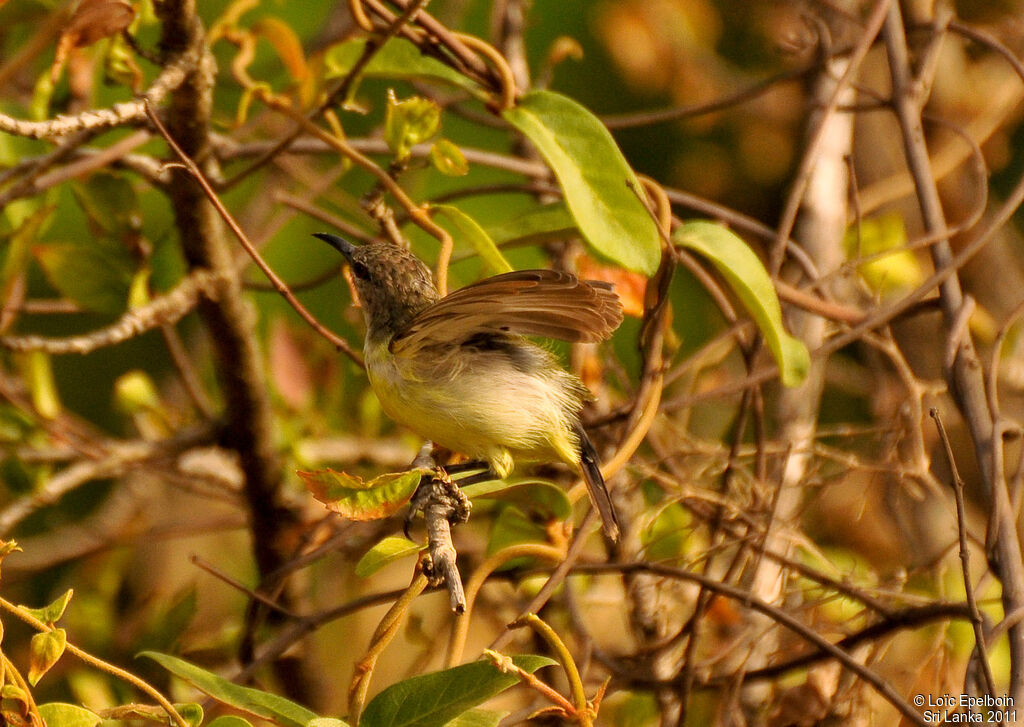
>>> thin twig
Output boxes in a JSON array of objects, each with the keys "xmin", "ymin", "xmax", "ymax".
[{"xmin": 930, "ymin": 408, "xmax": 998, "ymax": 697}]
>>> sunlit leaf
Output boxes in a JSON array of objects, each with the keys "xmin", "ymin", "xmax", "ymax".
[
  {"xmin": 443, "ymin": 709, "xmax": 506, "ymax": 727},
  {"xmin": 24, "ymin": 351, "xmax": 60, "ymax": 420},
  {"xmin": 324, "ymin": 38, "xmax": 483, "ymax": 96},
  {"xmin": 37, "ymin": 703, "xmax": 101, "ymax": 727},
  {"xmin": 843, "ymin": 212, "xmax": 923, "ymax": 296},
  {"xmin": 360, "ymin": 656, "xmax": 555, "ymax": 727},
  {"xmin": 306, "ymin": 719, "xmax": 352, "ymax": 727},
  {"xmin": 29, "ymin": 629, "xmax": 66, "ymax": 686},
  {"xmin": 503, "ymin": 90, "xmax": 661, "ymax": 275},
  {"xmin": 356, "ymin": 536, "xmax": 425, "ymax": 578},
  {"xmin": 24, "ymin": 588, "xmax": 73, "ymax": 625},
  {"xmin": 385, "ymin": 92, "xmax": 440, "ymax": 161},
  {"xmin": 298, "ymin": 468, "xmax": 427, "ymax": 521},
  {"xmin": 207, "ymin": 718, "xmax": 255, "ymax": 727},
  {"xmin": 673, "ymin": 220, "xmax": 810, "ymax": 387},
  {"xmin": 486, "ymin": 204, "xmax": 577, "ymax": 248},
  {"xmin": 140, "ymin": 652, "xmax": 317, "ymax": 727},
  {"xmin": 432, "ymin": 205, "xmax": 512, "ymax": 275},
  {"xmin": 429, "ymin": 139, "xmax": 469, "ymax": 176}
]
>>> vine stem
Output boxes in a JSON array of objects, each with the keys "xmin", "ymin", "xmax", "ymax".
[{"xmin": 0, "ymin": 596, "xmax": 189, "ymax": 727}]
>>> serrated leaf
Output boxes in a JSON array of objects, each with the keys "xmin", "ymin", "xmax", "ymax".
[
  {"xmin": 299, "ymin": 468, "xmax": 426, "ymax": 521},
  {"xmin": 356, "ymin": 536, "xmax": 425, "ymax": 578},
  {"xmin": 503, "ymin": 90, "xmax": 661, "ymax": 276},
  {"xmin": 34, "ymin": 239, "xmax": 135, "ymax": 315},
  {"xmin": 672, "ymin": 221, "xmax": 810, "ymax": 387},
  {"xmin": 432, "ymin": 205, "xmax": 511, "ymax": 275},
  {"xmin": 324, "ymin": 38, "xmax": 483, "ymax": 96},
  {"xmin": 24, "ymin": 588, "xmax": 73, "ymax": 625},
  {"xmin": 360, "ymin": 655, "xmax": 555, "ymax": 727},
  {"xmin": 430, "ymin": 139, "xmax": 469, "ymax": 176},
  {"xmin": 29, "ymin": 629, "xmax": 66, "ymax": 686},
  {"xmin": 385, "ymin": 92, "xmax": 440, "ymax": 161},
  {"xmin": 38, "ymin": 702, "xmax": 101, "ymax": 727},
  {"xmin": 462, "ymin": 477, "xmax": 572, "ymax": 520},
  {"xmin": 140, "ymin": 652, "xmax": 317, "ymax": 727}
]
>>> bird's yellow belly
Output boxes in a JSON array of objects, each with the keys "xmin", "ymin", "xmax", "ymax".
[{"xmin": 365, "ymin": 341, "xmax": 578, "ymax": 472}]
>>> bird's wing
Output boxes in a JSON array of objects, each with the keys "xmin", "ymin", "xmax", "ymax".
[{"xmin": 390, "ymin": 270, "xmax": 624, "ymax": 355}]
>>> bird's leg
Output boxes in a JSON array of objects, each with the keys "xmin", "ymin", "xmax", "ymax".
[{"xmin": 405, "ymin": 465, "xmax": 474, "ymax": 538}]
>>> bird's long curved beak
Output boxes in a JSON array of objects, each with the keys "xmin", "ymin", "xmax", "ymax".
[{"xmin": 312, "ymin": 232, "xmax": 356, "ymax": 261}]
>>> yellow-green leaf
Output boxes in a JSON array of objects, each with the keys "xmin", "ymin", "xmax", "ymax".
[
  {"xmin": 429, "ymin": 139, "xmax": 469, "ymax": 176},
  {"xmin": 24, "ymin": 351, "xmax": 60, "ymax": 420},
  {"xmin": 28, "ymin": 628, "xmax": 66, "ymax": 686},
  {"xmin": 24, "ymin": 588, "xmax": 73, "ymax": 625},
  {"xmin": 324, "ymin": 38, "xmax": 483, "ymax": 96},
  {"xmin": 432, "ymin": 205, "xmax": 512, "ymax": 275},
  {"xmin": 298, "ymin": 468, "xmax": 427, "ymax": 521},
  {"xmin": 385, "ymin": 92, "xmax": 440, "ymax": 161},
  {"xmin": 672, "ymin": 220, "xmax": 809, "ymax": 387},
  {"xmin": 37, "ymin": 703, "xmax": 101, "ymax": 727},
  {"xmin": 355, "ymin": 536, "xmax": 425, "ymax": 578},
  {"xmin": 503, "ymin": 90, "xmax": 660, "ymax": 276}
]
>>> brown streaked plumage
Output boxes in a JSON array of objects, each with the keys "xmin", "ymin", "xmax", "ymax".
[{"xmin": 314, "ymin": 233, "xmax": 623, "ymax": 541}]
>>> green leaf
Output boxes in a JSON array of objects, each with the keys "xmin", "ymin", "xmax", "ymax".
[
  {"xmin": 444, "ymin": 709, "xmax": 506, "ymax": 727},
  {"xmin": 385, "ymin": 92, "xmax": 440, "ymax": 161},
  {"xmin": 28, "ymin": 629, "xmax": 66, "ymax": 686},
  {"xmin": 641, "ymin": 502, "xmax": 690, "ymax": 562},
  {"xmin": 37, "ymin": 703, "xmax": 101, "ymax": 727},
  {"xmin": 462, "ymin": 477, "xmax": 572, "ymax": 520},
  {"xmin": 432, "ymin": 205, "xmax": 512, "ymax": 275},
  {"xmin": 485, "ymin": 508, "xmax": 547, "ymax": 565},
  {"xmin": 24, "ymin": 351, "xmax": 60, "ymax": 420},
  {"xmin": 429, "ymin": 139, "xmax": 469, "ymax": 177},
  {"xmin": 71, "ymin": 173, "xmax": 138, "ymax": 235},
  {"xmin": 843, "ymin": 212, "xmax": 923, "ymax": 295},
  {"xmin": 324, "ymin": 38, "xmax": 483, "ymax": 96},
  {"xmin": 360, "ymin": 655, "xmax": 555, "ymax": 727},
  {"xmin": 356, "ymin": 536, "xmax": 425, "ymax": 578},
  {"xmin": 298, "ymin": 468, "xmax": 427, "ymax": 521},
  {"xmin": 673, "ymin": 220, "xmax": 810, "ymax": 387},
  {"xmin": 34, "ymin": 238, "xmax": 135, "ymax": 315},
  {"xmin": 306, "ymin": 719, "xmax": 352, "ymax": 727},
  {"xmin": 24, "ymin": 589, "xmax": 73, "ymax": 625},
  {"xmin": 140, "ymin": 652, "xmax": 317, "ymax": 727},
  {"xmin": 503, "ymin": 91, "xmax": 660, "ymax": 275},
  {"xmin": 486, "ymin": 204, "xmax": 577, "ymax": 247},
  {"xmin": 207, "ymin": 718, "xmax": 256, "ymax": 727}
]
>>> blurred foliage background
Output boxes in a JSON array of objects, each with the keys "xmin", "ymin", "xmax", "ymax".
[{"xmin": 3, "ymin": 0, "xmax": 1024, "ymax": 725}]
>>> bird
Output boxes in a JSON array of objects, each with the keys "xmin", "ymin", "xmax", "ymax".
[{"xmin": 314, "ymin": 232, "xmax": 624, "ymax": 541}]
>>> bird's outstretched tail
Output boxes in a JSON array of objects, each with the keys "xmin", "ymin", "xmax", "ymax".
[{"xmin": 573, "ymin": 423, "xmax": 620, "ymax": 542}]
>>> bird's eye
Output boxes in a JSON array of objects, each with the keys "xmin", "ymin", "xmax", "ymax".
[{"xmin": 351, "ymin": 261, "xmax": 370, "ymax": 279}]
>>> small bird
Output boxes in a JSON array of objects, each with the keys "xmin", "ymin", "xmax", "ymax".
[{"xmin": 314, "ymin": 232, "xmax": 624, "ymax": 541}]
